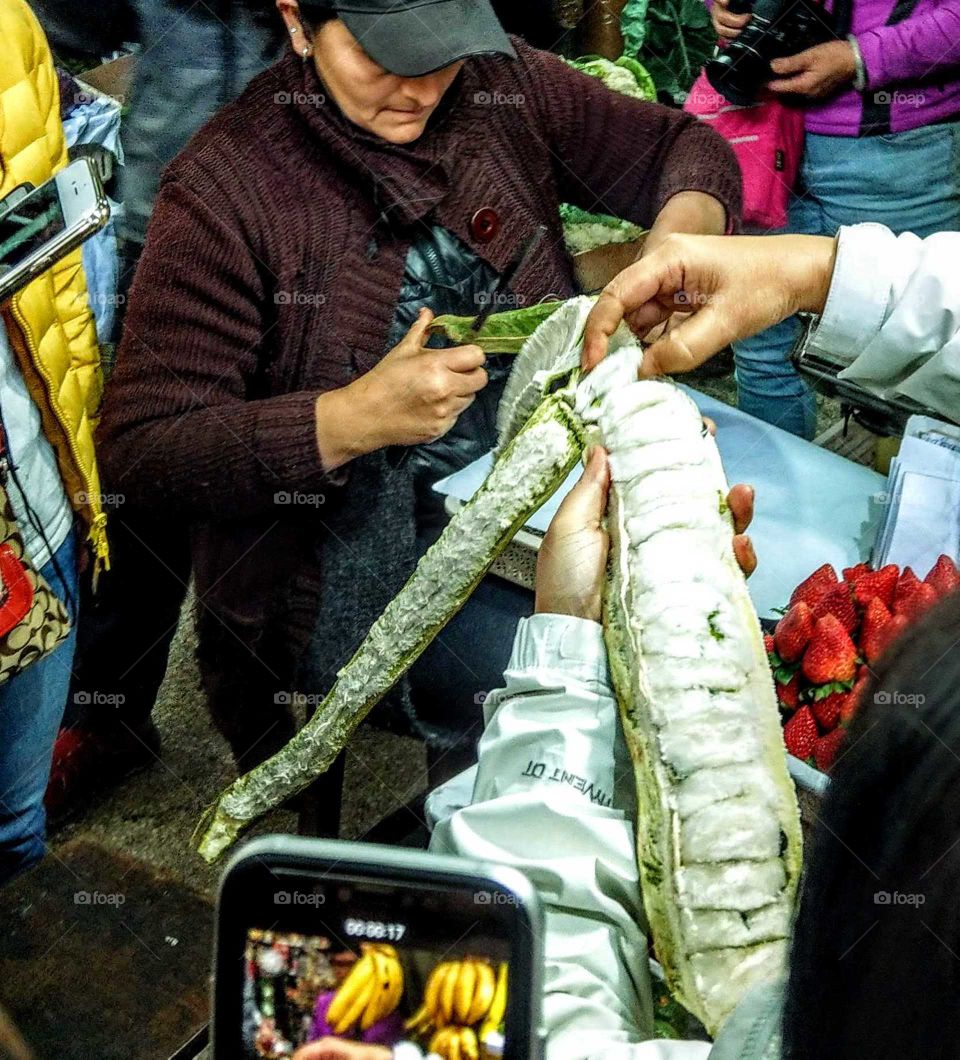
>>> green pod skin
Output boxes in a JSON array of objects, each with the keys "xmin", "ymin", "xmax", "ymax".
[{"xmin": 195, "ymin": 395, "xmax": 585, "ymax": 862}]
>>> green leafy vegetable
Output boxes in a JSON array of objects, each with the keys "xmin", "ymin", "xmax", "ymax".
[
  {"xmin": 430, "ymin": 301, "xmax": 564, "ymax": 353},
  {"xmin": 622, "ymin": 0, "xmax": 716, "ymax": 104}
]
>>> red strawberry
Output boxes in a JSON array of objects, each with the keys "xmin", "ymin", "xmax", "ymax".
[
  {"xmin": 775, "ymin": 602, "xmax": 815, "ymax": 662},
  {"xmin": 872, "ymin": 612, "xmax": 909, "ymax": 661},
  {"xmin": 784, "ymin": 706, "xmax": 818, "ymax": 761},
  {"xmin": 802, "ymin": 615, "xmax": 858, "ymax": 685},
  {"xmin": 814, "ymin": 727, "xmax": 847, "ymax": 772},
  {"xmin": 859, "ymin": 597, "xmax": 892, "ymax": 665},
  {"xmin": 789, "ymin": 564, "xmax": 839, "ymax": 609},
  {"xmin": 899, "ymin": 581, "xmax": 938, "ymax": 622},
  {"xmin": 811, "ymin": 690, "xmax": 847, "ymax": 731},
  {"xmin": 893, "ymin": 567, "xmax": 921, "ymax": 615},
  {"xmin": 853, "ymin": 564, "xmax": 899, "ymax": 610},
  {"xmin": 925, "ymin": 554, "xmax": 960, "ymax": 598},
  {"xmin": 812, "ymin": 582, "xmax": 859, "ymax": 633},
  {"xmin": 764, "ymin": 633, "xmax": 775, "ymax": 655},
  {"xmin": 841, "ymin": 681, "xmax": 867, "ymax": 726},
  {"xmin": 842, "ymin": 562, "xmax": 871, "ymax": 585},
  {"xmin": 776, "ymin": 672, "xmax": 802, "ymax": 711}
]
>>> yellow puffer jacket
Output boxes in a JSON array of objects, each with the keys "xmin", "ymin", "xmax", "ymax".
[{"xmin": 0, "ymin": 0, "xmax": 108, "ymax": 565}]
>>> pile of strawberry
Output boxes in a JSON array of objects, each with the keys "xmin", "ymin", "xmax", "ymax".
[{"xmin": 767, "ymin": 554, "xmax": 960, "ymax": 773}]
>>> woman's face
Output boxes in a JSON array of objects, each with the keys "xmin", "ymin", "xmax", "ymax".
[{"xmin": 280, "ymin": 7, "xmax": 464, "ymax": 144}]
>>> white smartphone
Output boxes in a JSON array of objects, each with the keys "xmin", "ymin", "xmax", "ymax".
[{"xmin": 0, "ymin": 156, "xmax": 110, "ymax": 304}]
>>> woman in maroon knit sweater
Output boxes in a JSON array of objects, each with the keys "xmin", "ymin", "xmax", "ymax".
[{"xmin": 99, "ymin": 0, "xmax": 742, "ymax": 787}]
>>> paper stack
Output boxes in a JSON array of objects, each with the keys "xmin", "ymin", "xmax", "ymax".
[{"xmin": 874, "ymin": 416, "xmax": 960, "ymax": 572}]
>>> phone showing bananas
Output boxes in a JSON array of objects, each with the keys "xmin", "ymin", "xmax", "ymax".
[{"xmin": 212, "ymin": 837, "xmax": 544, "ymax": 1060}]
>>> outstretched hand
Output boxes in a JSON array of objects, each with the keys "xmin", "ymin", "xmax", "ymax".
[{"xmin": 581, "ymin": 233, "xmax": 837, "ymax": 376}]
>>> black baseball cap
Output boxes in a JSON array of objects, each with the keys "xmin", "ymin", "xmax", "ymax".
[{"xmin": 325, "ymin": 0, "xmax": 516, "ymax": 77}]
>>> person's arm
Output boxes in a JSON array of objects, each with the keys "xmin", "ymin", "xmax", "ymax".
[
  {"xmin": 99, "ymin": 175, "xmax": 341, "ymax": 520},
  {"xmin": 429, "ymin": 453, "xmax": 713, "ymax": 1059},
  {"xmin": 581, "ymin": 225, "xmax": 960, "ymax": 384},
  {"xmin": 854, "ymin": 3, "xmax": 960, "ymax": 89},
  {"xmin": 514, "ymin": 41, "xmax": 741, "ymax": 237}
]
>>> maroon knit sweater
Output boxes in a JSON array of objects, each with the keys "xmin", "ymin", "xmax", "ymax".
[{"xmin": 100, "ymin": 40, "xmax": 741, "ymax": 727}]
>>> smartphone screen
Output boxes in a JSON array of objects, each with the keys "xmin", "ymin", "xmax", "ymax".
[
  {"xmin": 243, "ymin": 923, "xmax": 509, "ymax": 1058},
  {"xmin": 214, "ymin": 840, "xmax": 541, "ymax": 1060},
  {"xmin": 0, "ymin": 180, "xmax": 67, "ymax": 278}
]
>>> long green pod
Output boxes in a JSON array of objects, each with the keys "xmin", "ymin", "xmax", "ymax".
[
  {"xmin": 577, "ymin": 355, "xmax": 802, "ymax": 1034},
  {"xmin": 196, "ymin": 395, "xmax": 585, "ymax": 862}
]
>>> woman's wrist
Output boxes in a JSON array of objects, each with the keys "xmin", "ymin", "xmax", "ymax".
[
  {"xmin": 644, "ymin": 191, "xmax": 729, "ymax": 255},
  {"xmin": 315, "ymin": 384, "xmax": 379, "ymax": 470}
]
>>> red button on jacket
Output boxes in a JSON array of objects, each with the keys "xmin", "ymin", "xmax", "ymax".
[{"xmin": 470, "ymin": 208, "xmax": 500, "ymax": 243}]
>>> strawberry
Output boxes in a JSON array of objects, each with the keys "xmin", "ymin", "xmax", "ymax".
[
  {"xmin": 872, "ymin": 612, "xmax": 909, "ymax": 661},
  {"xmin": 841, "ymin": 681, "xmax": 866, "ymax": 726},
  {"xmin": 925, "ymin": 554, "xmax": 960, "ymax": 598},
  {"xmin": 898, "ymin": 581, "xmax": 938, "ymax": 622},
  {"xmin": 859, "ymin": 597, "xmax": 892, "ymax": 665},
  {"xmin": 783, "ymin": 706, "xmax": 818, "ymax": 761},
  {"xmin": 811, "ymin": 690, "xmax": 847, "ymax": 731},
  {"xmin": 776, "ymin": 672, "xmax": 802, "ymax": 711},
  {"xmin": 893, "ymin": 567, "xmax": 921, "ymax": 615},
  {"xmin": 764, "ymin": 633, "xmax": 775, "ymax": 655},
  {"xmin": 814, "ymin": 727, "xmax": 847, "ymax": 772},
  {"xmin": 812, "ymin": 582, "xmax": 859, "ymax": 633},
  {"xmin": 853, "ymin": 564, "xmax": 899, "ymax": 610},
  {"xmin": 789, "ymin": 564, "xmax": 838, "ymax": 609},
  {"xmin": 842, "ymin": 562, "xmax": 871, "ymax": 585},
  {"xmin": 802, "ymin": 614, "xmax": 858, "ymax": 685},
  {"xmin": 775, "ymin": 602, "xmax": 815, "ymax": 662}
]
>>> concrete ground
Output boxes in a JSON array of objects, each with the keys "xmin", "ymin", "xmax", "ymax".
[{"xmin": 51, "ymin": 609, "xmax": 429, "ymax": 899}]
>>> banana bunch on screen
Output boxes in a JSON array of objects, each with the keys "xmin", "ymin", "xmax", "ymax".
[
  {"xmin": 326, "ymin": 943, "xmax": 404, "ymax": 1035},
  {"xmin": 196, "ymin": 298, "xmax": 801, "ymax": 1035}
]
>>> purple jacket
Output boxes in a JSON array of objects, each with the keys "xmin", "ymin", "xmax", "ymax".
[{"xmin": 705, "ymin": 0, "xmax": 960, "ymax": 135}]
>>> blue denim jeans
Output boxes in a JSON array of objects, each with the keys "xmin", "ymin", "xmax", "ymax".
[
  {"xmin": 734, "ymin": 122, "xmax": 960, "ymax": 439},
  {"xmin": 0, "ymin": 531, "xmax": 78, "ymax": 885}
]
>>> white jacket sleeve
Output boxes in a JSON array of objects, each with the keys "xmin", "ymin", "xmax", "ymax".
[
  {"xmin": 810, "ymin": 222, "xmax": 960, "ymax": 420},
  {"xmin": 429, "ymin": 614, "xmax": 710, "ymax": 1060}
]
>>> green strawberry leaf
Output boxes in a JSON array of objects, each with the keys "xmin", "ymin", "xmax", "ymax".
[{"xmin": 810, "ymin": 680, "xmax": 855, "ymax": 701}]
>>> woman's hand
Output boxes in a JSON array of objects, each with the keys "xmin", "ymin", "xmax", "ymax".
[
  {"xmin": 582, "ymin": 233, "xmax": 838, "ymax": 375},
  {"xmin": 292, "ymin": 1040, "xmax": 390, "ymax": 1060},
  {"xmin": 767, "ymin": 41, "xmax": 857, "ymax": 98},
  {"xmin": 315, "ymin": 308, "xmax": 488, "ymax": 470},
  {"xmin": 535, "ymin": 450, "xmax": 757, "ymax": 623},
  {"xmin": 711, "ymin": 0, "xmax": 752, "ymax": 41}
]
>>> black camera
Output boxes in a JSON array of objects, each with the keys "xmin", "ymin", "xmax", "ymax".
[{"xmin": 705, "ymin": 0, "xmax": 839, "ymax": 107}]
